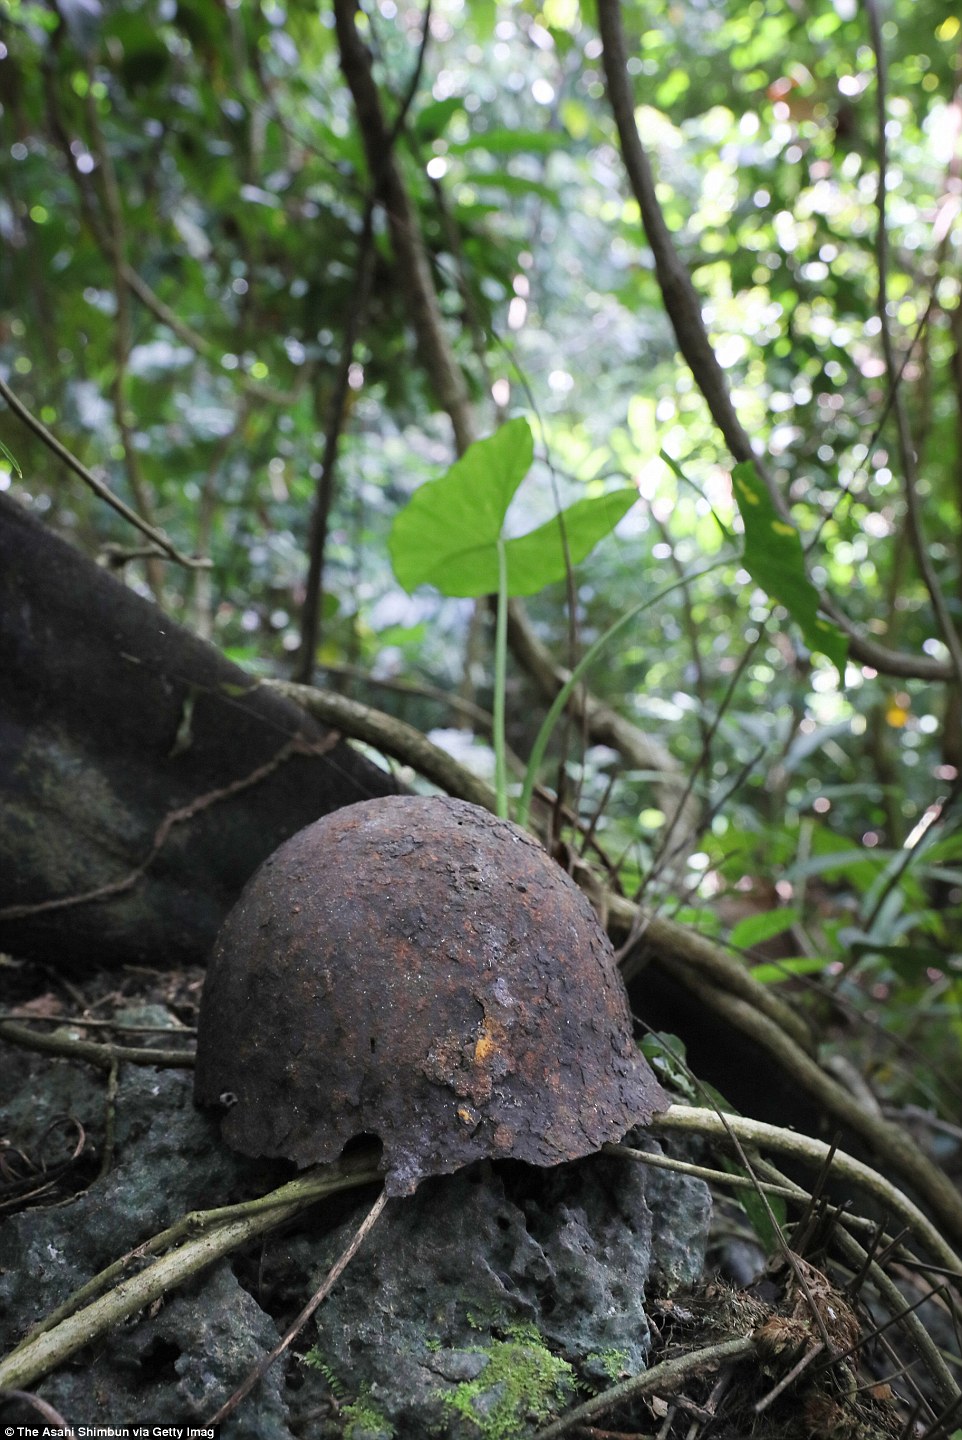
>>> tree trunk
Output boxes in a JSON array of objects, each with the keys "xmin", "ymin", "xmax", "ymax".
[{"xmin": 0, "ymin": 493, "xmax": 396, "ymax": 971}]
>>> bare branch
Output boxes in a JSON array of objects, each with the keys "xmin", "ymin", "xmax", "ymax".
[
  {"xmin": 0, "ymin": 377, "xmax": 210, "ymax": 570},
  {"xmin": 863, "ymin": 0, "xmax": 962, "ymax": 687},
  {"xmin": 595, "ymin": 0, "xmax": 955, "ymax": 684}
]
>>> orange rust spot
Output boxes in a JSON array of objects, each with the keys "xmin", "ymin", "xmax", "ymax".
[{"xmin": 474, "ymin": 1022, "xmax": 497, "ymax": 1065}]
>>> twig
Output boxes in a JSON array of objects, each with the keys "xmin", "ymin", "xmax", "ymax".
[
  {"xmin": 85, "ymin": 85, "xmax": 164, "ymax": 600},
  {"xmin": 0, "ymin": 1019, "xmax": 193, "ymax": 1072},
  {"xmin": 649, "ymin": 1108, "xmax": 962, "ymax": 1276},
  {"xmin": 294, "ymin": 0, "xmax": 439, "ymax": 682},
  {"xmin": 754, "ymin": 1157, "xmax": 959, "ymax": 1408},
  {"xmin": 295, "ymin": 195, "xmax": 378, "ymax": 683},
  {"xmin": 530, "ymin": 1336, "xmax": 756, "ymax": 1440},
  {"xmin": 206, "ymin": 1188, "xmax": 388, "ymax": 1424},
  {"xmin": 862, "ymin": 0, "xmax": 962, "ymax": 688},
  {"xmin": 10, "ymin": 1155, "xmax": 373, "ymax": 1349},
  {"xmin": 604, "ymin": 1142, "xmax": 831, "ymax": 1212},
  {"xmin": 120, "ymin": 264, "xmax": 310, "ymax": 409},
  {"xmin": 311, "ymin": 660, "xmax": 497, "ymax": 732},
  {"xmin": 0, "ymin": 1014, "xmax": 196, "ymax": 1036},
  {"xmin": 0, "ymin": 377, "xmax": 209, "ymax": 570},
  {"xmin": 595, "ymin": 2, "xmax": 774, "ymax": 499},
  {"xmin": 333, "ymin": 0, "xmax": 475, "ymax": 452},
  {"xmin": 0, "ymin": 1392, "xmax": 75, "ymax": 1434},
  {"xmin": 754, "ymin": 1341, "xmax": 824, "ymax": 1413},
  {"xmin": 0, "ymin": 1154, "xmax": 383, "ymax": 1393},
  {"xmin": 505, "ymin": 602, "xmax": 702, "ymax": 856},
  {"xmin": 98, "ymin": 1059, "xmax": 119, "ymax": 1182},
  {"xmin": 264, "ymin": 679, "xmax": 499, "ymax": 811}
]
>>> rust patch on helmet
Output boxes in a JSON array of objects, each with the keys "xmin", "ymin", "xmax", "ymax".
[{"xmin": 194, "ymin": 796, "xmax": 668, "ymax": 1195}]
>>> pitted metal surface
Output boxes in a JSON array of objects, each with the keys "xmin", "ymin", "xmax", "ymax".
[{"xmin": 194, "ymin": 796, "xmax": 668, "ymax": 1195}]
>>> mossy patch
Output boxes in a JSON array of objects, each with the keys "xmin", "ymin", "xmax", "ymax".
[
  {"xmin": 437, "ymin": 1322, "xmax": 575, "ymax": 1439},
  {"xmin": 586, "ymin": 1347, "xmax": 632, "ymax": 1382},
  {"xmin": 342, "ymin": 1397, "xmax": 396, "ymax": 1440},
  {"xmin": 302, "ymin": 1349, "xmax": 395, "ymax": 1439}
]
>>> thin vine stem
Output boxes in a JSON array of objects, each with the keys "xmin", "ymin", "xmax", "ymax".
[{"xmin": 494, "ymin": 538, "xmax": 510, "ymax": 819}]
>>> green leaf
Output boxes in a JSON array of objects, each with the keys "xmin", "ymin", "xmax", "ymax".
[
  {"xmin": 730, "ymin": 461, "xmax": 848, "ymax": 677},
  {"xmin": 389, "ymin": 418, "xmax": 637, "ymax": 598},
  {"xmin": 749, "ymin": 956, "xmax": 830, "ymax": 984},
  {"xmin": 722, "ymin": 1157, "xmax": 786, "ymax": 1254},
  {"xmin": 390, "ymin": 417, "xmax": 533, "ymax": 594},
  {"xmin": 459, "ymin": 170, "xmax": 562, "ymax": 206},
  {"xmin": 448, "ymin": 127, "xmax": 562, "ymax": 157},
  {"xmin": 729, "ymin": 907, "xmax": 799, "ymax": 949},
  {"xmin": 499, "ymin": 489, "xmax": 638, "ymax": 596},
  {"xmin": 414, "ymin": 97, "xmax": 464, "ymax": 142},
  {"xmin": 639, "ymin": 1032, "xmax": 694, "ymax": 1098},
  {"xmin": 848, "ymin": 942, "xmax": 950, "ymax": 977}
]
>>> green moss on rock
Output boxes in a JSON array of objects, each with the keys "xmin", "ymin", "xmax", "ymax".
[{"xmin": 438, "ymin": 1323, "xmax": 575, "ymax": 1439}]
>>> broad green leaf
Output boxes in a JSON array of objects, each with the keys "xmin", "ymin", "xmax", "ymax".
[
  {"xmin": 729, "ymin": 907, "xmax": 799, "ymax": 949},
  {"xmin": 848, "ymin": 942, "xmax": 949, "ymax": 977},
  {"xmin": 389, "ymin": 418, "xmax": 637, "ymax": 598},
  {"xmin": 389, "ymin": 417, "xmax": 533, "ymax": 594},
  {"xmin": 499, "ymin": 489, "xmax": 638, "ymax": 597},
  {"xmin": 792, "ymin": 847, "xmax": 889, "ymax": 887},
  {"xmin": 731, "ymin": 461, "xmax": 848, "ymax": 676}
]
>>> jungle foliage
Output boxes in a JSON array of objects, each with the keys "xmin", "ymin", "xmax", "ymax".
[{"xmin": 1, "ymin": 0, "xmax": 961, "ymax": 1115}]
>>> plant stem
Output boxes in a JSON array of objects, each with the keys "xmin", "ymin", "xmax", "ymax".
[
  {"xmin": 494, "ymin": 538, "xmax": 509, "ymax": 819},
  {"xmin": 516, "ymin": 559, "xmax": 729, "ymax": 829}
]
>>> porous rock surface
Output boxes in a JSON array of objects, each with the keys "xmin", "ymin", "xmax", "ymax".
[{"xmin": 0, "ymin": 1017, "xmax": 710, "ymax": 1439}]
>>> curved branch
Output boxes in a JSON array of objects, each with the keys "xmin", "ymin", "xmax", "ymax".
[
  {"xmin": 610, "ymin": 893, "xmax": 811, "ymax": 1050},
  {"xmin": 595, "ymin": 4, "xmax": 768, "ymax": 485},
  {"xmin": 863, "ymin": 0, "xmax": 962, "ymax": 687},
  {"xmin": 595, "ymin": 0, "xmax": 954, "ymax": 684},
  {"xmin": 0, "ymin": 1019, "xmax": 192, "ymax": 1072},
  {"xmin": 333, "ymin": 0, "xmax": 475, "ymax": 452},
  {"xmin": 658, "ymin": 981, "xmax": 962, "ymax": 1250},
  {"xmin": 650, "ymin": 1107, "xmax": 962, "ymax": 1275},
  {"xmin": 532, "ymin": 1335, "xmax": 757, "ymax": 1440},
  {"xmin": 264, "ymin": 679, "xmax": 500, "ymax": 811}
]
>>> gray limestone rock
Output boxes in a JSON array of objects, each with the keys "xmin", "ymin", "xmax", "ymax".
[{"xmin": 1, "ymin": 1045, "xmax": 710, "ymax": 1439}]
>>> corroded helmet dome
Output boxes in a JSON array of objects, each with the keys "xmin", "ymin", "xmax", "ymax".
[{"xmin": 194, "ymin": 796, "xmax": 667, "ymax": 1196}]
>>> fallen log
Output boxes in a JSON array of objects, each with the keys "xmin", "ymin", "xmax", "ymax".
[{"xmin": 0, "ymin": 492, "xmax": 396, "ymax": 970}]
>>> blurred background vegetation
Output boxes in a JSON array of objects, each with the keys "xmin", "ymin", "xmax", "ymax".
[{"xmin": 1, "ymin": 0, "xmax": 960, "ymax": 1118}]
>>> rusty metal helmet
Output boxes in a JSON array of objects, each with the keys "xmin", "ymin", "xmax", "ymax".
[{"xmin": 194, "ymin": 796, "xmax": 667, "ymax": 1196}]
